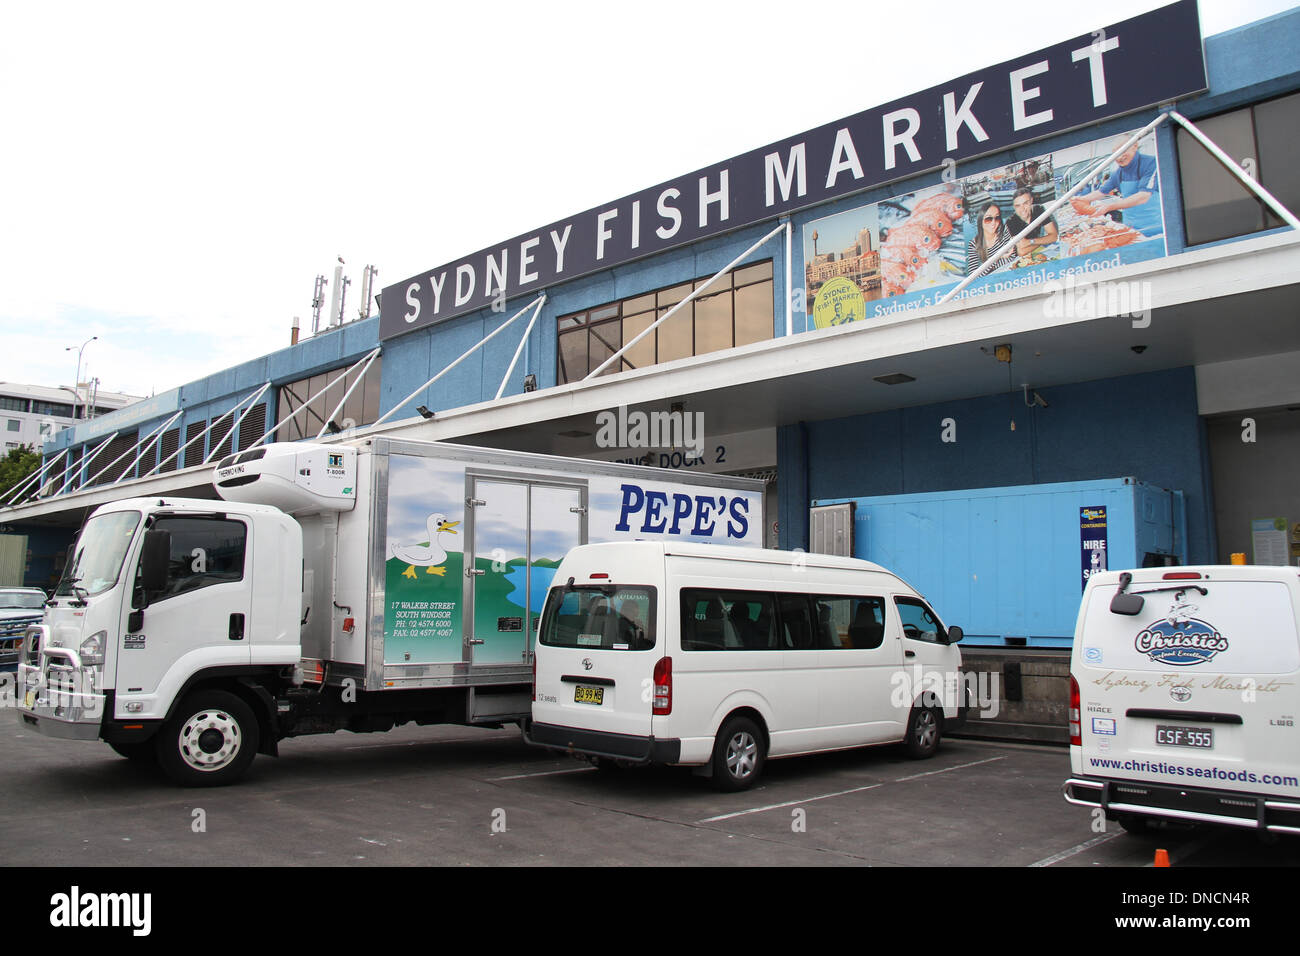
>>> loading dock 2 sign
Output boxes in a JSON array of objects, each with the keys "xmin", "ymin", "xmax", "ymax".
[{"xmin": 1080, "ymin": 506, "xmax": 1108, "ymax": 591}]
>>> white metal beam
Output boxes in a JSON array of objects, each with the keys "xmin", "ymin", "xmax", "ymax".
[
  {"xmin": 201, "ymin": 382, "xmax": 273, "ymax": 464},
  {"xmin": 495, "ymin": 296, "xmax": 547, "ymax": 400},
  {"xmin": 254, "ymin": 348, "xmax": 380, "ymax": 446},
  {"xmin": 315, "ymin": 351, "xmax": 381, "ymax": 440},
  {"xmin": 375, "ymin": 297, "xmax": 545, "ymax": 426},
  {"xmin": 113, "ymin": 409, "xmax": 185, "ymax": 485}
]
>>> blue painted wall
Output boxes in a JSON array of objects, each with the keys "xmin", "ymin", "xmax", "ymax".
[{"xmin": 778, "ymin": 366, "xmax": 1215, "ymax": 567}]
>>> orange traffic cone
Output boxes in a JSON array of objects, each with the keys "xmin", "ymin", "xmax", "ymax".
[{"xmin": 1154, "ymin": 848, "xmax": 1171, "ymax": 867}]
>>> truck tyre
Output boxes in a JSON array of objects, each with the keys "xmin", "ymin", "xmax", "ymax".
[
  {"xmin": 108, "ymin": 740, "xmax": 156, "ymax": 764},
  {"xmin": 903, "ymin": 704, "xmax": 942, "ymax": 759},
  {"xmin": 156, "ymin": 690, "xmax": 259, "ymax": 787},
  {"xmin": 711, "ymin": 716, "xmax": 765, "ymax": 792}
]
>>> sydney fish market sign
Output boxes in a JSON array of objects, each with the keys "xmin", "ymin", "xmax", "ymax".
[{"xmin": 381, "ymin": 0, "xmax": 1205, "ymax": 339}]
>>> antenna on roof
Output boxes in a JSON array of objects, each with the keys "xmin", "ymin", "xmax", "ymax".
[
  {"xmin": 358, "ymin": 265, "xmax": 377, "ymax": 320},
  {"xmin": 311, "ymin": 275, "xmax": 327, "ymax": 333}
]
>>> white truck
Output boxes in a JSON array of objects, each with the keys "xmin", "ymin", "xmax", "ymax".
[{"xmin": 17, "ymin": 437, "xmax": 764, "ymax": 786}]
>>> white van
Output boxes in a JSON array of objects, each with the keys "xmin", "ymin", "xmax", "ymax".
[
  {"xmin": 526, "ymin": 541, "xmax": 966, "ymax": 790},
  {"xmin": 1063, "ymin": 565, "xmax": 1300, "ymax": 835}
]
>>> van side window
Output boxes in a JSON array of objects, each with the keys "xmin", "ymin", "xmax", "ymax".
[
  {"xmin": 895, "ymin": 597, "xmax": 947, "ymax": 644},
  {"xmin": 680, "ymin": 589, "xmax": 778, "ymax": 651},
  {"xmin": 776, "ymin": 593, "xmax": 814, "ymax": 650},
  {"xmin": 813, "ymin": 596, "xmax": 887, "ymax": 649},
  {"xmin": 145, "ymin": 516, "xmax": 247, "ymax": 602}
]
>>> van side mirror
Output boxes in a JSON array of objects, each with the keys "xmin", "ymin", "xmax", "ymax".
[
  {"xmin": 946, "ymin": 625, "xmax": 963, "ymax": 644},
  {"xmin": 1109, "ymin": 592, "xmax": 1145, "ymax": 616}
]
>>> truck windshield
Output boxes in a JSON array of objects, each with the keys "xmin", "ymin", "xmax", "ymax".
[
  {"xmin": 55, "ymin": 511, "xmax": 142, "ymax": 598},
  {"xmin": 539, "ymin": 586, "xmax": 656, "ymax": 651},
  {"xmin": 0, "ymin": 592, "xmax": 45, "ymax": 609}
]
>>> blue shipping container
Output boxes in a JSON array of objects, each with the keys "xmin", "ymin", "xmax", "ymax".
[{"xmin": 813, "ymin": 477, "xmax": 1186, "ymax": 647}]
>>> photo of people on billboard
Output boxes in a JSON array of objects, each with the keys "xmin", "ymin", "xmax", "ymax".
[{"xmin": 803, "ymin": 129, "xmax": 1166, "ymax": 323}]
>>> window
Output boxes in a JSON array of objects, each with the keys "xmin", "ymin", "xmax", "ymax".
[
  {"xmin": 0, "ymin": 396, "xmax": 27, "ymax": 413},
  {"xmin": 146, "ymin": 516, "xmax": 247, "ymax": 601},
  {"xmin": 681, "ymin": 589, "xmax": 889, "ymax": 651},
  {"xmin": 813, "ymin": 595, "xmax": 887, "ymax": 649},
  {"xmin": 681, "ymin": 589, "xmax": 779, "ymax": 650},
  {"xmin": 539, "ymin": 586, "xmax": 656, "ymax": 650},
  {"xmin": 6, "ymin": 420, "xmax": 18, "ymax": 432},
  {"xmin": 557, "ymin": 261, "xmax": 774, "ymax": 384},
  {"xmin": 277, "ymin": 357, "xmax": 383, "ymax": 441},
  {"xmin": 1177, "ymin": 92, "xmax": 1300, "ymax": 245},
  {"xmin": 31, "ymin": 401, "xmax": 74, "ymax": 417},
  {"xmin": 895, "ymin": 597, "xmax": 948, "ymax": 644}
]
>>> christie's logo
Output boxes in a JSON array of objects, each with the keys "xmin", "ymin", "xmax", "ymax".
[{"xmin": 1135, "ymin": 619, "xmax": 1228, "ymax": 667}]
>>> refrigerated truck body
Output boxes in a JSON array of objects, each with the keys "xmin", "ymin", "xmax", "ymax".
[{"xmin": 17, "ymin": 437, "xmax": 764, "ymax": 785}]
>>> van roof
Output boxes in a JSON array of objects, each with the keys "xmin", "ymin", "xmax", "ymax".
[
  {"xmin": 1087, "ymin": 565, "xmax": 1300, "ymax": 588},
  {"xmin": 564, "ymin": 540, "xmax": 900, "ymax": 577}
]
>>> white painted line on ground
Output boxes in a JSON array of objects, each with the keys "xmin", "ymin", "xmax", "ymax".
[
  {"xmin": 892, "ymin": 755, "xmax": 1005, "ymax": 782},
  {"xmin": 342, "ymin": 737, "xmax": 488, "ymax": 750},
  {"xmin": 1029, "ymin": 832, "xmax": 1124, "ymax": 867},
  {"xmin": 491, "ymin": 766, "xmax": 598, "ymax": 781},
  {"xmin": 697, "ymin": 784, "xmax": 883, "ymax": 823}
]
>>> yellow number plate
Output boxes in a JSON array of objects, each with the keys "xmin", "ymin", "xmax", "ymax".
[
  {"xmin": 24, "ymin": 688, "xmax": 36, "ymax": 709},
  {"xmin": 573, "ymin": 685, "xmax": 604, "ymax": 705}
]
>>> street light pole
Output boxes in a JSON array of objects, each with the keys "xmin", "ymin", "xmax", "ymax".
[{"xmin": 65, "ymin": 336, "xmax": 97, "ymax": 420}]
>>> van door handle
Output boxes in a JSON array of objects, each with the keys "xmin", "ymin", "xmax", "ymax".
[
  {"xmin": 904, "ymin": 650, "xmax": 916, "ymax": 658},
  {"xmin": 229, "ymin": 613, "xmax": 245, "ymax": 641}
]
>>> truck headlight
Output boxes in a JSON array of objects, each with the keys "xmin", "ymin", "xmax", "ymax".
[{"xmin": 80, "ymin": 631, "xmax": 107, "ymax": 667}]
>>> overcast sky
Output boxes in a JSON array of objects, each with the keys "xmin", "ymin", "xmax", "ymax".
[{"xmin": 3, "ymin": 0, "xmax": 1294, "ymax": 400}]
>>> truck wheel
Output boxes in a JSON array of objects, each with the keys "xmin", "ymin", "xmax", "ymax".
[
  {"xmin": 903, "ymin": 704, "xmax": 941, "ymax": 759},
  {"xmin": 711, "ymin": 716, "xmax": 765, "ymax": 791},
  {"xmin": 108, "ymin": 740, "xmax": 156, "ymax": 764},
  {"xmin": 156, "ymin": 690, "xmax": 259, "ymax": 787}
]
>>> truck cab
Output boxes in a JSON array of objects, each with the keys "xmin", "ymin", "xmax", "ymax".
[{"xmin": 18, "ymin": 496, "xmax": 302, "ymax": 785}]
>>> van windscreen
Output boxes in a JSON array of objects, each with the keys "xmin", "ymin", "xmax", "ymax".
[{"xmin": 539, "ymin": 586, "xmax": 656, "ymax": 651}]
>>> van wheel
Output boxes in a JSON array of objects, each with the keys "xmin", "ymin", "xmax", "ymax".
[
  {"xmin": 155, "ymin": 690, "xmax": 259, "ymax": 787},
  {"xmin": 903, "ymin": 705, "xmax": 941, "ymax": 759},
  {"xmin": 108, "ymin": 740, "xmax": 156, "ymax": 764},
  {"xmin": 711, "ymin": 717, "xmax": 765, "ymax": 791}
]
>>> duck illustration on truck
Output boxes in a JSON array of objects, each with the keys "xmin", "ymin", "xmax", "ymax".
[{"xmin": 17, "ymin": 437, "xmax": 763, "ymax": 786}]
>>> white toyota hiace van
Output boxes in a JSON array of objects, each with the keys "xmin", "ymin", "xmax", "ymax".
[
  {"xmin": 1063, "ymin": 565, "xmax": 1300, "ymax": 835},
  {"xmin": 526, "ymin": 541, "xmax": 966, "ymax": 790}
]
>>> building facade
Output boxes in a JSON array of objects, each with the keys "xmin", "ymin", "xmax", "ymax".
[
  {"xmin": 5, "ymin": 2, "xmax": 1299, "ymax": 648},
  {"xmin": 0, "ymin": 382, "xmax": 140, "ymax": 454}
]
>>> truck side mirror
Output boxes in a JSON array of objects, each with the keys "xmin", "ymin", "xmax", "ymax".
[
  {"xmin": 946, "ymin": 625, "xmax": 963, "ymax": 644},
  {"xmin": 140, "ymin": 529, "xmax": 171, "ymax": 596}
]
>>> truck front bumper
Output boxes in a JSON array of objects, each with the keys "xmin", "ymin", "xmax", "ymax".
[
  {"xmin": 1064, "ymin": 776, "xmax": 1300, "ymax": 835},
  {"xmin": 16, "ymin": 633, "xmax": 106, "ymax": 742}
]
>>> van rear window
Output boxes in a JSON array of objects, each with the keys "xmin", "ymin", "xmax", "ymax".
[{"xmin": 539, "ymin": 586, "xmax": 656, "ymax": 651}]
